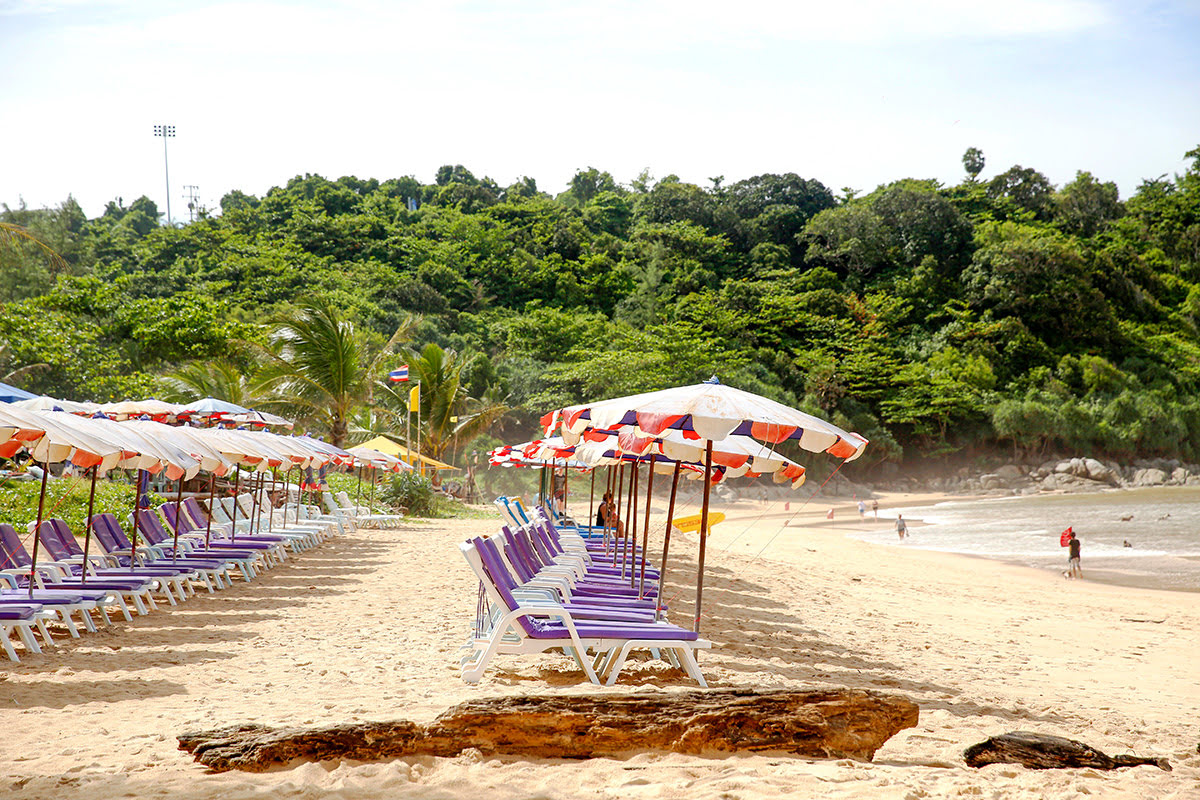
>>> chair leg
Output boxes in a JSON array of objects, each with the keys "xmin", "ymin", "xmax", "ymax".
[
  {"xmin": 60, "ymin": 610, "xmax": 82, "ymax": 638},
  {"xmin": 34, "ymin": 617, "xmax": 54, "ymax": 647},
  {"xmin": 1, "ymin": 626, "xmax": 19, "ymax": 662},
  {"xmin": 80, "ymin": 607, "xmax": 98, "ymax": 633},
  {"xmin": 675, "ymin": 647, "xmax": 708, "ymax": 687},
  {"xmin": 18, "ymin": 622, "xmax": 41, "ymax": 655}
]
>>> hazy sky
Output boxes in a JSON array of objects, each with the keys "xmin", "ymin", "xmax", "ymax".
[{"xmin": 2, "ymin": 0, "xmax": 1198, "ymax": 220}]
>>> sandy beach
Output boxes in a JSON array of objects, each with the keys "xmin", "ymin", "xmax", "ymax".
[{"xmin": 3, "ymin": 493, "xmax": 1198, "ymax": 799}]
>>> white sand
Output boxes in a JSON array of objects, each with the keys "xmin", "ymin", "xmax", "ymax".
[{"xmin": 2, "ymin": 495, "xmax": 1198, "ymax": 799}]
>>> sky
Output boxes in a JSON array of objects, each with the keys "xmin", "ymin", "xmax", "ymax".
[{"xmin": 1, "ymin": 0, "xmax": 1198, "ymax": 220}]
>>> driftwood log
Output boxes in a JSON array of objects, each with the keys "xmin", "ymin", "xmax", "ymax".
[
  {"xmin": 964, "ymin": 731, "xmax": 1171, "ymax": 771},
  {"xmin": 179, "ymin": 689, "xmax": 918, "ymax": 772}
]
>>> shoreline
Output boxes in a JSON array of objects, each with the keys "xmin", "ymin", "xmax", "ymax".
[{"xmin": 706, "ymin": 488, "xmax": 1200, "ymax": 595}]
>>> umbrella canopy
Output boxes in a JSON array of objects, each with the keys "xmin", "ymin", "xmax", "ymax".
[
  {"xmin": 177, "ymin": 397, "xmax": 252, "ymax": 418},
  {"xmin": 559, "ymin": 427, "xmax": 807, "ymax": 488},
  {"xmin": 0, "ymin": 406, "xmax": 46, "ymax": 458},
  {"xmin": 0, "ymin": 406, "xmax": 129, "ymax": 472},
  {"xmin": 11, "ymin": 396, "xmax": 98, "ymax": 414},
  {"xmin": 543, "ymin": 380, "xmax": 868, "ymax": 461},
  {"xmin": 346, "ymin": 446, "xmax": 412, "ymax": 472},
  {"xmin": 99, "ymin": 398, "xmax": 184, "ymax": 421},
  {"xmin": 122, "ymin": 420, "xmax": 235, "ymax": 476},
  {"xmin": 0, "ymin": 381, "xmax": 37, "ymax": 403},
  {"xmin": 223, "ymin": 409, "xmax": 295, "ymax": 429},
  {"xmin": 488, "ymin": 439, "xmax": 591, "ymax": 471},
  {"xmin": 357, "ymin": 435, "xmax": 458, "ymax": 470}
]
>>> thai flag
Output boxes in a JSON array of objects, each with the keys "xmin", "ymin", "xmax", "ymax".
[{"xmin": 388, "ymin": 366, "xmax": 410, "ymax": 382}]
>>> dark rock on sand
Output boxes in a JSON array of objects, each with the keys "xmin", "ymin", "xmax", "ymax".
[{"xmin": 963, "ymin": 731, "xmax": 1170, "ymax": 771}]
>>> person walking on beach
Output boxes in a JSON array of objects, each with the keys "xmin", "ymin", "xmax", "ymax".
[
  {"xmin": 895, "ymin": 514, "xmax": 907, "ymax": 540},
  {"xmin": 857, "ymin": 499, "xmax": 866, "ymax": 518},
  {"xmin": 1068, "ymin": 530, "xmax": 1082, "ymax": 578},
  {"xmin": 872, "ymin": 499, "xmax": 879, "ymax": 520}
]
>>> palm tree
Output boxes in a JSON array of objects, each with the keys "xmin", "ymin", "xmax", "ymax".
[
  {"xmin": 158, "ymin": 358, "xmax": 268, "ymax": 406},
  {"xmin": 406, "ymin": 343, "xmax": 508, "ymax": 467},
  {"xmin": 254, "ymin": 297, "xmax": 420, "ymax": 447}
]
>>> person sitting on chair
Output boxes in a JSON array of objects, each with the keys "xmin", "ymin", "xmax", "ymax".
[{"xmin": 596, "ymin": 491, "xmax": 624, "ymax": 537}]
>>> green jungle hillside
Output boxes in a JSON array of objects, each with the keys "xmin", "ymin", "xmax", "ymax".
[{"xmin": 3, "ymin": 147, "xmax": 1200, "ymax": 478}]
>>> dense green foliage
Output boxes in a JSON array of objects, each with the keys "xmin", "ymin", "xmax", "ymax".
[{"xmin": 4, "ymin": 147, "xmax": 1200, "ymax": 472}]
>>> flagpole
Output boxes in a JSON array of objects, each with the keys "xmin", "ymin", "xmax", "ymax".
[{"xmin": 415, "ymin": 382, "xmax": 422, "ymax": 477}]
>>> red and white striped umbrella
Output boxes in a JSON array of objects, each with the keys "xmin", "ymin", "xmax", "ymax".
[
  {"xmin": 543, "ymin": 380, "xmax": 868, "ymax": 461},
  {"xmin": 540, "ymin": 380, "xmax": 869, "ymax": 634}
]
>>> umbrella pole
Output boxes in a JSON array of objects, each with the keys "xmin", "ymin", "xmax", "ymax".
[
  {"xmin": 356, "ymin": 465, "xmax": 363, "ymax": 505},
  {"xmin": 562, "ymin": 465, "xmax": 568, "ymax": 517},
  {"xmin": 205, "ymin": 474, "xmax": 215, "ymax": 549},
  {"xmin": 249, "ymin": 471, "xmax": 263, "ymax": 536},
  {"xmin": 294, "ymin": 467, "xmax": 302, "ymax": 526},
  {"xmin": 172, "ymin": 474, "xmax": 185, "ymax": 563},
  {"xmin": 268, "ymin": 469, "xmax": 276, "ymax": 533},
  {"xmin": 370, "ymin": 467, "xmax": 376, "ymax": 508},
  {"xmin": 131, "ymin": 468, "xmax": 145, "ymax": 575},
  {"xmin": 639, "ymin": 459, "xmax": 655, "ymax": 596},
  {"xmin": 588, "ymin": 469, "xmax": 596, "ymax": 540},
  {"xmin": 230, "ymin": 469, "xmax": 241, "ymax": 543},
  {"xmin": 655, "ymin": 462, "xmax": 682, "ymax": 621},
  {"xmin": 611, "ymin": 462, "xmax": 624, "ymax": 566},
  {"xmin": 80, "ymin": 466, "xmax": 99, "ymax": 585},
  {"xmin": 694, "ymin": 441, "xmax": 714, "ymax": 634},
  {"xmin": 625, "ymin": 461, "xmax": 639, "ymax": 581},
  {"xmin": 26, "ymin": 461, "xmax": 50, "ymax": 598}
]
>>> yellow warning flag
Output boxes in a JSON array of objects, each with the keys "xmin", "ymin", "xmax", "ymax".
[{"xmin": 409, "ymin": 383, "xmax": 420, "ymax": 408}]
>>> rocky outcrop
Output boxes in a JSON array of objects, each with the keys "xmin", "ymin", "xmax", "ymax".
[
  {"xmin": 964, "ymin": 731, "xmax": 1170, "ymax": 771},
  {"xmin": 178, "ymin": 689, "xmax": 920, "ymax": 772}
]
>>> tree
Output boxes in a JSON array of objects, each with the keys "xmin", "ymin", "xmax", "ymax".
[
  {"xmin": 158, "ymin": 359, "xmax": 267, "ymax": 406},
  {"xmin": 962, "ymin": 147, "xmax": 985, "ymax": 181},
  {"xmin": 987, "ymin": 166, "xmax": 1054, "ymax": 220},
  {"xmin": 256, "ymin": 297, "xmax": 419, "ymax": 447},
  {"xmin": 404, "ymin": 343, "xmax": 508, "ymax": 471},
  {"xmin": 1053, "ymin": 171, "xmax": 1122, "ymax": 237}
]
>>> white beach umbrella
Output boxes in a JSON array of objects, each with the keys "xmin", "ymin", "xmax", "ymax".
[
  {"xmin": 12, "ymin": 396, "xmax": 98, "ymax": 414},
  {"xmin": 99, "ymin": 398, "xmax": 184, "ymax": 421}
]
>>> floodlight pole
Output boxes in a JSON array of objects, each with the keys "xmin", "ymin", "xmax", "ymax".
[{"xmin": 153, "ymin": 124, "xmax": 175, "ymax": 226}]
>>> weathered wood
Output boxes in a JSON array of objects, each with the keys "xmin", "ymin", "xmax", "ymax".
[
  {"xmin": 963, "ymin": 731, "xmax": 1171, "ymax": 771},
  {"xmin": 179, "ymin": 689, "xmax": 918, "ymax": 772}
]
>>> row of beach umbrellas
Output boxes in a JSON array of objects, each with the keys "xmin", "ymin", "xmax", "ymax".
[
  {"xmin": 491, "ymin": 378, "xmax": 869, "ymax": 633},
  {"xmin": 8, "ymin": 396, "xmax": 294, "ymax": 428},
  {"xmin": 0, "ymin": 403, "xmax": 409, "ymax": 597}
]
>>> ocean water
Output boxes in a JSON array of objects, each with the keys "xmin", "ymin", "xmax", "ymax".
[{"xmin": 847, "ymin": 487, "xmax": 1200, "ymax": 593}]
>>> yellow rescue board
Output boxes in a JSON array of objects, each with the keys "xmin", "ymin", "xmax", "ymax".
[{"xmin": 672, "ymin": 511, "xmax": 726, "ymax": 533}]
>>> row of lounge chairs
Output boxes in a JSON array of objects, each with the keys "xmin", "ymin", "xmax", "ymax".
[
  {"xmin": 0, "ymin": 489, "xmax": 386, "ymax": 662},
  {"xmin": 459, "ymin": 502, "xmax": 710, "ymax": 686}
]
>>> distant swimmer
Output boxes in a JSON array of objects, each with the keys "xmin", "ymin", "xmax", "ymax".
[
  {"xmin": 1158, "ymin": 513, "xmax": 1171, "ymax": 520},
  {"xmin": 895, "ymin": 514, "xmax": 908, "ymax": 540},
  {"xmin": 1120, "ymin": 514, "xmax": 1133, "ymax": 521},
  {"xmin": 1123, "ymin": 539, "xmax": 1132, "ymax": 548}
]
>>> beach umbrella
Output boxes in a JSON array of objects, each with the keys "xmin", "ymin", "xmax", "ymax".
[
  {"xmin": 0, "ymin": 407, "xmax": 133, "ymax": 594},
  {"xmin": 12, "ymin": 396, "xmax": 98, "ymax": 414},
  {"xmin": 543, "ymin": 379, "xmax": 868, "ymax": 633},
  {"xmin": 178, "ymin": 398, "xmax": 252, "ymax": 419},
  {"xmin": 224, "ymin": 409, "xmax": 295, "ymax": 429},
  {"xmin": 99, "ymin": 398, "xmax": 184, "ymax": 421},
  {"xmin": 0, "ymin": 380, "xmax": 37, "ymax": 403},
  {"xmin": 569, "ymin": 426, "xmax": 809, "ymax": 598}
]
